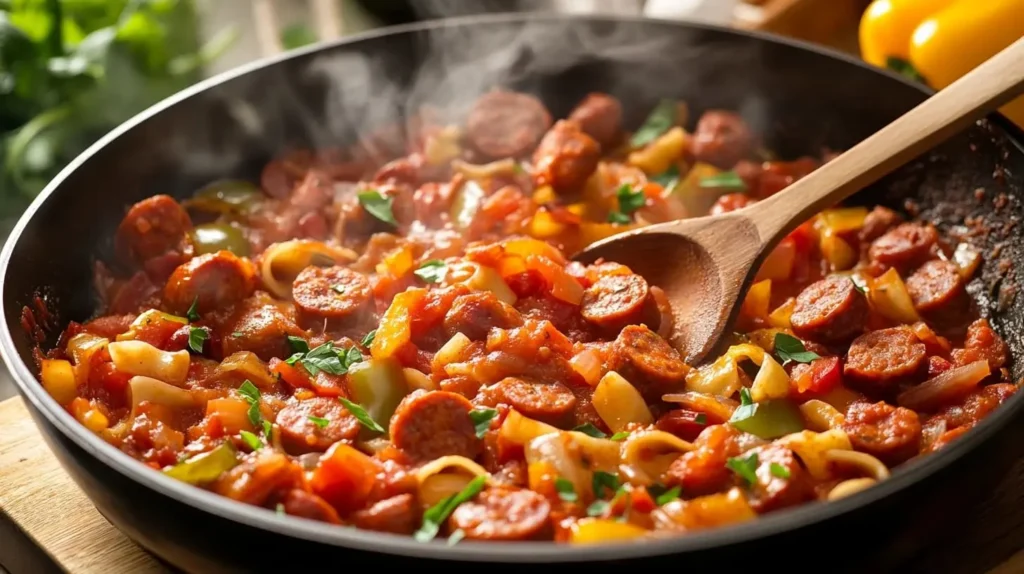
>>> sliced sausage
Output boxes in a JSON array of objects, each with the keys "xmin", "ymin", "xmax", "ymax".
[
  {"xmin": 477, "ymin": 377, "xmax": 577, "ymax": 425},
  {"xmin": 905, "ymin": 260, "xmax": 965, "ymax": 315},
  {"xmin": 859, "ymin": 206, "xmax": 903, "ymax": 243},
  {"xmin": 531, "ymin": 119, "xmax": 602, "ymax": 193},
  {"xmin": 664, "ymin": 424, "xmax": 741, "ymax": 495},
  {"xmin": 292, "ymin": 265, "xmax": 374, "ymax": 332},
  {"xmin": 844, "ymin": 327, "xmax": 927, "ymax": 394},
  {"xmin": 567, "ymin": 92, "xmax": 623, "ymax": 148},
  {"xmin": 349, "ymin": 493, "xmax": 419, "ymax": 535},
  {"xmin": 221, "ymin": 298, "xmax": 305, "ymax": 361},
  {"xmin": 280, "ymin": 489, "xmax": 341, "ymax": 524},
  {"xmin": 443, "ymin": 292, "xmax": 524, "ymax": 341},
  {"xmin": 655, "ymin": 409, "xmax": 717, "ymax": 442},
  {"xmin": 448, "ymin": 487, "xmax": 551, "ymax": 541},
  {"xmin": 840, "ymin": 401, "xmax": 921, "ymax": 466},
  {"xmin": 580, "ymin": 273, "xmax": 650, "ymax": 331},
  {"xmin": 689, "ymin": 110, "xmax": 754, "ymax": 169},
  {"xmin": 466, "ymin": 91, "xmax": 552, "ymax": 159},
  {"xmin": 929, "ymin": 383, "xmax": 1018, "ymax": 432},
  {"xmin": 115, "ymin": 195, "xmax": 193, "ymax": 266},
  {"xmin": 389, "ymin": 390, "xmax": 481, "ymax": 463},
  {"xmin": 277, "ymin": 397, "xmax": 361, "ymax": 454},
  {"xmin": 610, "ymin": 324, "xmax": 690, "ymax": 400},
  {"xmin": 163, "ymin": 251, "xmax": 256, "ymax": 315},
  {"xmin": 868, "ymin": 222, "xmax": 939, "ymax": 271},
  {"xmin": 951, "ymin": 318, "xmax": 1008, "ymax": 371},
  {"xmin": 790, "ymin": 274, "xmax": 869, "ymax": 343},
  {"xmin": 748, "ymin": 445, "xmax": 812, "ymax": 513}
]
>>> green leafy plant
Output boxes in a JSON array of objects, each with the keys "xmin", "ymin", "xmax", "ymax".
[{"xmin": 0, "ymin": 0, "xmax": 236, "ymax": 223}]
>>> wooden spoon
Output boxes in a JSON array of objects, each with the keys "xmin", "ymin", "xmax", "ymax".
[{"xmin": 574, "ymin": 36, "xmax": 1024, "ymax": 365}]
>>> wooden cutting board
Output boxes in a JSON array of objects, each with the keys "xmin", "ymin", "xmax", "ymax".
[{"xmin": 1, "ymin": 395, "xmax": 1022, "ymax": 573}]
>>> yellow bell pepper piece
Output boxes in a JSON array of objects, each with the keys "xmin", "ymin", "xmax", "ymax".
[
  {"xmin": 859, "ymin": 0, "xmax": 960, "ymax": 68},
  {"xmin": 569, "ymin": 518, "xmax": 648, "ymax": 544}
]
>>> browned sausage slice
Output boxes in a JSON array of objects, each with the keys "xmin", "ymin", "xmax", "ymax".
[
  {"xmin": 478, "ymin": 377, "xmax": 577, "ymax": 424},
  {"xmin": 905, "ymin": 260, "xmax": 965, "ymax": 314},
  {"xmin": 844, "ymin": 327, "xmax": 927, "ymax": 394},
  {"xmin": 277, "ymin": 397, "xmax": 361, "ymax": 454},
  {"xmin": 389, "ymin": 390, "xmax": 481, "ymax": 463},
  {"xmin": 868, "ymin": 222, "xmax": 939, "ymax": 270},
  {"xmin": 748, "ymin": 445, "xmax": 812, "ymax": 513},
  {"xmin": 859, "ymin": 206, "xmax": 903, "ymax": 243},
  {"xmin": 840, "ymin": 401, "xmax": 921, "ymax": 466},
  {"xmin": 951, "ymin": 318, "xmax": 1008, "ymax": 370},
  {"xmin": 790, "ymin": 274, "xmax": 869, "ymax": 343},
  {"xmin": 292, "ymin": 265, "xmax": 374, "ymax": 331},
  {"xmin": 349, "ymin": 493, "xmax": 419, "ymax": 535},
  {"xmin": 567, "ymin": 92, "xmax": 623, "ymax": 148},
  {"xmin": 531, "ymin": 120, "xmax": 602, "ymax": 193},
  {"xmin": 443, "ymin": 292, "xmax": 524, "ymax": 341},
  {"xmin": 163, "ymin": 251, "xmax": 256, "ymax": 315},
  {"xmin": 465, "ymin": 91, "xmax": 552, "ymax": 159},
  {"xmin": 610, "ymin": 325, "xmax": 690, "ymax": 400},
  {"xmin": 280, "ymin": 489, "xmax": 342, "ymax": 523},
  {"xmin": 115, "ymin": 195, "xmax": 193, "ymax": 266},
  {"xmin": 221, "ymin": 298, "xmax": 305, "ymax": 361},
  {"xmin": 448, "ymin": 487, "xmax": 551, "ymax": 541},
  {"xmin": 689, "ymin": 110, "xmax": 754, "ymax": 169},
  {"xmin": 580, "ymin": 274, "xmax": 650, "ymax": 330}
]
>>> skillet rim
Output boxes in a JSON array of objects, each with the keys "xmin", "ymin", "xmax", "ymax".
[{"xmin": 2, "ymin": 11, "xmax": 1024, "ymax": 563}]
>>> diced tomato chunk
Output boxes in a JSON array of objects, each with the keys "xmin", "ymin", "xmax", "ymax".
[
  {"xmin": 630, "ymin": 486, "xmax": 657, "ymax": 513},
  {"xmin": 790, "ymin": 356, "xmax": 841, "ymax": 395},
  {"xmin": 270, "ymin": 357, "xmax": 311, "ymax": 390},
  {"xmin": 89, "ymin": 359, "xmax": 132, "ymax": 396},
  {"xmin": 928, "ymin": 355, "xmax": 953, "ymax": 378},
  {"xmin": 310, "ymin": 442, "xmax": 380, "ymax": 513}
]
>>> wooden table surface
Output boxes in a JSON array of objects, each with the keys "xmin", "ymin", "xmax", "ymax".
[{"xmin": 1, "ymin": 395, "xmax": 1023, "ymax": 573}]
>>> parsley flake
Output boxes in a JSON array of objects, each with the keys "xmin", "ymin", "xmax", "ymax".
[
  {"xmin": 237, "ymin": 380, "xmax": 272, "ymax": 441},
  {"xmin": 186, "ymin": 298, "xmax": 200, "ymax": 322},
  {"xmin": 607, "ymin": 211, "xmax": 632, "ymax": 224},
  {"xmin": 308, "ymin": 415, "xmax": 330, "ymax": 429},
  {"xmin": 654, "ymin": 485, "xmax": 681, "ymax": 505},
  {"xmin": 287, "ymin": 336, "xmax": 309, "ymax": 354},
  {"xmin": 770, "ymin": 462, "xmax": 791, "ymax": 479},
  {"xmin": 572, "ymin": 422, "xmax": 607, "ymax": 438},
  {"xmin": 357, "ymin": 189, "xmax": 397, "ymax": 226},
  {"xmin": 699, "ymin": 171, "xmax": 747, "ymax": 190},
  {"xmin": 239, "ymin": 430, "xmax": 262, "ymax": 450},
  {"xmin": 338, "ymin": 397, "xmax": 384, "ymax": 433},
  {"xmin": 774, "ymin": 333, "xmax": 821, "ymax": 366},
  {"xmin": 232, "ymin": 331, "xmax": 243, "ymax": 337},
  {"xmin": 414, "ymin": 260, "xmax": 447, "ymax": 283},
  {"xmin": 726, "ymin": 452, "xmax": 760, "ymax": 486},
  {"xmin": 850, "ymin": 276, "xmax": 868, "ymax": 294},
  {"xmin": 592, "ymin": 471, "xmax": 620, "ymax": 498},
  {"xmin": 187, "ymin": 326, "xmax": 208, "ymax": 354},
  {"xmin": 586, "ymin": 499, "xmax": 610, "ymax": 517},
  {"xmin": 695, "ymin": 413, "xmax": 708, "ymax": 425},
  {"xmin": 616, "ymin": 184, "xmax": 646, "ymax": 214},
  {"xmin": 469, "ymin": 408, "xmax": 498, "ymax": 438},
  {"xmin": 631, "ymin": 99, "xmax": 677, "ymax": 148},
  {"xmin": 554, "ymin": 477, "xmax": 578, "ymax": 502},
  {"xmin": 729, "ymin": 387, "xmax": 758, "ymax": 424},
  {"xmin": 291, "ymin": 342, "xmax": 363, "ymax": 376},
  {"xmin": 609, "ymin": 431, "xmax": 630, "ymax": 441},
  {"xmin": 415, "ymin": 475, "xmax": 486, "ymax": 542},
  {"xmin": 361, "ymin": 330, "xmax": 377, "ymax": 347}
]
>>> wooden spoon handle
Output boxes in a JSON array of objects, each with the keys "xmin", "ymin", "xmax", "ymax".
[{"xmin": 749, "ymin": 35, "xmax": 1024, "ymax": 245}]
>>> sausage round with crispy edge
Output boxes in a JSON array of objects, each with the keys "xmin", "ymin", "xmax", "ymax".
[
  {"xmin": 567, "ymin": 92, "xmax": 623, "ymax": 148},
  {"xmin": 868, "ymin": 222, "xmax": 939, "ymax": 270},
  {"xmin": 115, "ymin": 195, "xmax": 193, "ymax": 266},
  {"xmin": 844, "ymin": 327, "xmax": 927, "ymax": 394},
  {"xmin": 689, "ymin": 110, "xmax": 754, "ymax": 169},
  {"xmin": 349, "ymin": 493, "xmax": 419, "ymax": 535},
  {"xmin": 292, "ymin": 265, "xmax": 373, "ymax": 331},
  {"xmin": 859, "ymin": 205, "xmax": 903, "ymax": 243},
  {"xmin": 448, "ymin": 487, "xmax": 551, "ymax": 541},
  {"xmin": 277, "ymin": 397, "xmax": 361, "ymax": 454},
  {"xmin": 841, "ymin": 401, "xmax": 922, "ymax": 466},
  {"xmin": 906, "ymin": 259, "xmax": 966, "ymax": 314},
  {"xmin": 790, "ymin": 274, "xmax": 869, "ymax": 343},
  {"xmin": 531, "ymin": 120, "xmax": 602, "ymax": 193},
  {"xmin": 465, "ymin": 91, "xmax": 552, "ymax": 159},
  {"xmin": 611, "ymin": 324, "xmax": 690, "ymax": 399},
  {"xmin": 280, "ymin": 489, "xmax": 342, "ymax": 523},
  {"xmin": 480, "ymin": 377, "xmax": 577, "ymax": 424},
  {"xmin": 443, "ymin": 291, "xmax": 524, "ymax": 341},
  {"xmin": 389, "ymin": 390, "xmax": 481, "ymax": 463},
  {"xmin": 951, "ymin": 318, "xmax": 1009, "ymax": 370},
  {"xmin": 748, "ymin": 445, "xmax": 813, "ymax": 513},
  {"xmin": 163, "ymin": 251, "xmax": 255, "ymax": 315},
  {"xmin": 580, "ymin": 273, "xmax": 650, "ymax": 330}
]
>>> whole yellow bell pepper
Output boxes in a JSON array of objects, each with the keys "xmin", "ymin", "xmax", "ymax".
[{"xmin": 859, "ymin": 0, "xmax": 1024, "ymax": 128}]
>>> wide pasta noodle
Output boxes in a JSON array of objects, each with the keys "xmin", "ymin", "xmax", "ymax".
[
  {"xmin": 620, "ymin": 430, "xmax": 695, "ymax": 485},
  {"xmin": 684, "ymin": 344, "xmax": 765, "ymax": 397},
  {"xmin": 775, "ymin": 429, "xmax": 853, "ymax": 480},
  {"xmin": 415, "ymin": 455, "xmax": 491, "ymax": 507},
  {"xmin": 105, "ymin": 376, "xmax": 196, "ymax": 440},
  {"xmin": 107, "ymin": 340, "xmax": 190, "ymax": 385},
  {"xmin": 799, "ymin": 399, "xmax": 845, "ymax": 431},
  {"xmin": 592, "ymin": 371, "xmax": 653, "ymax": 432},
  {"xmin": 662, "ymin": 391, "xmax": 738, "ymax": 421},
  {"xmin": 259, "ymin": 240, "xmax": 358, "ymax": 299},
  {"xmin": 827, "ymin": 478, "xmax": 878, "ymax": 501},
  {"xmin": 824, "ymin": 449, "xmax": 890, "ymax": 480}
]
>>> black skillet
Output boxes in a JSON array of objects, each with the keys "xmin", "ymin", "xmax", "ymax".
[{"xmin": 2, "ymin": 13, "xmax": 1023, "ymax": 574}]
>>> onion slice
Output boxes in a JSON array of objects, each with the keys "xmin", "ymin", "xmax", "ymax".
[{"xmin": 897, "ymin": 360, "xmax": 990, "ymax": 411}]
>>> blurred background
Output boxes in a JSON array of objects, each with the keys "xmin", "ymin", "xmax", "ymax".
[{"xmin": 0, "ymin": 0, "xmax": 1019, "ymax": 402}]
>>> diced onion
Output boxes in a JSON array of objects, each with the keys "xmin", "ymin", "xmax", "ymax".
[
  {"xmin": 434, "ymin": 333, "xmax": 471, "ymax": 368},
  {"xmin": 798, "ymin": 399, "xmax": 845, "ymax": 431},
  {"xmin": 593, "ymin": 371, "xmax": 653, "ymax": 433},
  {"xmin": 466, "ymin": 264, "xmax": 517, "ymax": 305},
  {"xmin": 897, "ymin": 359, "xmax": 990, "ymax": 411},
  {"xmin": 827, "ymin": 478, "xmax": 877, "ymax": 501},
  {"xmin": 259, "ymin": 240, "xmax": 358, "ymax": 299},
  {"xmin": 824, "ymin": 449, "xmax": 890, "ymax": 480},
  {"xmin": 216, "ymin": 351, "xmax": 276, "ymax": 389},
  {"xmin": 952, "ymin": 242, "xmax": 981, "ymax": 279},
  {"xmin": 41, "ymin": 359, "xmax": 77, "ymax": 406},
  {"xmin": 570, "ymin": 350, "xmax": 604, "ymax": 386},
  {"xmin": 107, "ymin": 340, "xmax": 189, "ymax": 385},
  {"xmin": 750, "ymin": 354, "xmax": 789, "ymax": 402}
]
